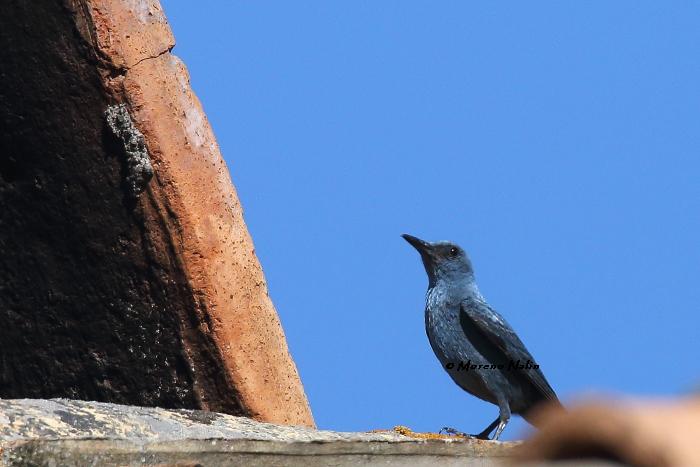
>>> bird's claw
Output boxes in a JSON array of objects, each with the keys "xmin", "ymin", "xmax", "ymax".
[
  {"xmin": 440, "ymin": 426, "xmax": 493, "ymax": 440},
  {"xmin": 439, "ymin": 426, "xmax": 469, "ymax": 437}
]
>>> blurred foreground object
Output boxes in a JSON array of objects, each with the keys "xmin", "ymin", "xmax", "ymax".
[
  {"xmin": 516, "ymin": 396, "xmax": 700, "ymax": 466},
  {"xmin": 0, "ymin": 0, "xmax": 312, "ymax": 426}
]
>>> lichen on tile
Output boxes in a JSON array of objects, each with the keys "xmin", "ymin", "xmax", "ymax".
[{"xmin": 105, "ymin": 104, "xmax": 154, "ymax": 197}]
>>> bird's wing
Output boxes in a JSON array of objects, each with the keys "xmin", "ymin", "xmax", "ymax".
[{"xmin": 459, "ymin": 297, "xmax": 558, "ymax": 402}]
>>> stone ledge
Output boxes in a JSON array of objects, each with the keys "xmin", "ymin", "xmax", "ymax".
[
  {"xmin": 0, "ymin": 399, "xmax": 619, "ymax": 466},
  {"xmin": 0, "ymin": 399, "xmax": 511, "ymax": 466}
]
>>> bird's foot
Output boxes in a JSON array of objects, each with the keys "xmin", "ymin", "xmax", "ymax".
[
  {"xmin": 389, "ymin": 426, "xmax": 467, "ymax": 440},
  {"xmin": 439, "ymin": 426, "xmax": 470, "ymax": 438},
  {"xmin": 440, "ymin": 426, "xmax": 494, "ymax": 440}
]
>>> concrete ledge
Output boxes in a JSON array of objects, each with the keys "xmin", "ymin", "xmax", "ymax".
[
  {"xmin": 0, "ymin": 399, "xmax": 621, "ymax": 466},
  {"xmin": 0, "ymin": 399, "xmax": 514, "ymax": 466}
]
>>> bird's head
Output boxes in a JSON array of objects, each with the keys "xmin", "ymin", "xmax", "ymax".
[{"xmin": 402, "ymin": 234, "xmax": 474, "ymax": 285}]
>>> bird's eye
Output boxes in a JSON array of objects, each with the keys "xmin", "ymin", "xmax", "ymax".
[{"xmin": 449, "ymin": 247, "xmax": 459, "ymax": 256}]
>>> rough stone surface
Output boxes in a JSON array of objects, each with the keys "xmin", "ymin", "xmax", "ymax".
[
  {"xmin": 0, "ymin": 0, "xmax": 313, "ymax": 426},
  {"xmin": 88, "ymin": 0, "xmax": 314, "ymax": 425},
  {"xmin": 0, "ymin": 399, "xmax": 520, "ymax": 466},
  {"xmin": 0, "ymin": 0, "xmax": 202, "ymax": 411},
  {"xmin": 74, "ymin": 0, "xmax": 174, "ymax": 70},
  {"xmin": 0, "ymin": 399, "xmax": 624, "ymax": 466}
]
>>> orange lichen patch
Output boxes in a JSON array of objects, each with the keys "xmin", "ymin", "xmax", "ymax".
[{"xmin": 369, "ymin": 426, "xmax": 469, "ymax": 441}]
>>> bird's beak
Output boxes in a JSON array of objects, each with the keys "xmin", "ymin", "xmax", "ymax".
[{"xmin": 402, "ymin": 234, "xmax": 433, "ymax": 254}]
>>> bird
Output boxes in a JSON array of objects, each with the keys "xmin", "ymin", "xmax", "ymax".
[{"xmin": 402, "ymin": 234, "xmax": 560, "ymax": 440}]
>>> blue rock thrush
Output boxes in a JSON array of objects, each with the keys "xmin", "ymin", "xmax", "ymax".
[{"xmin": 402, "ymin": 234, "xmax": 560, "ymax": 440}]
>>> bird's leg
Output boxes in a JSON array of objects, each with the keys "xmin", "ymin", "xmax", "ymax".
[
  {"xmin": 440, "ymin": 418, "xmax": 498, "ymax": 439},
  {"xmin": 492, "ymin": 420, "xmax": 508, "ymax": 441},
  {"xmin": 474, "ymin": 417, "xmax": 500, "ymax": 440},
  {"xmin": 491, "ymin": 400, "xmax": 511, "ymax": 441}
]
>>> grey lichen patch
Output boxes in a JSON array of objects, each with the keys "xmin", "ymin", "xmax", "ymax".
[{"xmin": 105, "ymin": 104, "xmax": 153, "ymax": 197}]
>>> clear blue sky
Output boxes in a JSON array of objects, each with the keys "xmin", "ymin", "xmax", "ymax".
[{"xmin": 163, "ymin": 2, "xmax": 700, "ymax": 439}]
